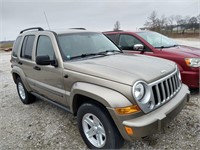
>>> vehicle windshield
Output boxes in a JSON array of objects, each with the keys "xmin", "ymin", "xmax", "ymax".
[
  {"xmin": 57, "ymin": 32, "xmax": 120, "ymax": 61},
  {"xmin": 136, "ymin": 32, "xmax": 178, "ymax": 48}
]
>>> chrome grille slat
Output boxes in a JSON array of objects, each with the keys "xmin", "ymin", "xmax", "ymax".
[
  {"xmin": 155, "ymin": 85, "xmax": 161, "ymax": 105},
  {"xmin": 151, "ymin": 70, "xmax": 181, "ymax": 110},
  {"xmin": 172, "ymin": 76, "xmax": 176, "ymax": 93},
  {"xmin": 174, "ymin": 76, "xmax": 177, "ymax": 90},
  {"xmin": 169, "ymin": 78, "xmax": 173, "ymax": 96},
  {"xmin": 161, "ymin": 82, "xmax": 166, "ymax": 102},
  {"xmin": 173, "ymin": 75, "xmax": 177, "ymax": 90},
  {"xmin": 165, "ymin": 80, "xmax": 170, "ymax": 99},
  {"xmin": 175, "ymin": 74, "xmax": 179, "ymax": 88}
]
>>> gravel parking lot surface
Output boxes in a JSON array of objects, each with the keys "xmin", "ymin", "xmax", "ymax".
[
  {"xmin": 174, "ymin": 38, "xmax": 200, "ymax": 48},
  {"xmin": 0, "ymin": 51, "xmax": 199, "ymax": 149}
]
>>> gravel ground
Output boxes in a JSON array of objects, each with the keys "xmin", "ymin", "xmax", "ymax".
[{"xmin": 0, "ymin": 51, "xmax": 199, "ymax": 150}]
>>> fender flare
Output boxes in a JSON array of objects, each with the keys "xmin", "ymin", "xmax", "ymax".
[
  {"xmin": 12, "ymin": 66, "xmax": 32, "ymax": 92},
  {"xmin": 69, "ymin": 82, "xmax": 132, "ymax": 113}
]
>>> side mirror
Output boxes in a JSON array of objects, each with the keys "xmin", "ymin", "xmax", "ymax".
[
  {"xmin": 36, "ymin": 55, "xmax": 57, "ymax": 67},
  {"xmin": 134, "ymin": 44, "xmax": 144, "ymax": 51}
]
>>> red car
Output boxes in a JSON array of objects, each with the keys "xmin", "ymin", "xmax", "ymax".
[{"xmin": 104, "ymin": 31, "xmax": 200, "ymax": 88}]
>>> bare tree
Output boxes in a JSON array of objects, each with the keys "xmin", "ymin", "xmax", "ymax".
[
  {"xmin": 159, "ymin": 15, "xmax": 168, "ymax": 29},
  {"xmin": 168, "ymin": 15, "xmax": 175, "ymax": 32},
  {"xmin": 184, "ymin": 16, "xmax": 190, "ymax": 25},
  {"xmin": 189, "ymin": 17, "xmax": 198, "ymax": 33},
  {"xmin": 179, "ymin": 19, "xmax": 187, "ymax": 34},
  {"xmin": 197, "ymin": 14, "xmax": 200, "ymax": 23},
  {"xmin": 174, "ymin": 15, "xmax": 182, "ymax": 33},
  {"xmin": 144, "ymin": 11, "xmax": 159, "ymax": 31},
  {"xmin": 113, "ymin": 21, "xmax": 120, "ymax": 31},
  {"xmin": 143, "ymin": 12, "xmax": 200, "ymax": 35}
]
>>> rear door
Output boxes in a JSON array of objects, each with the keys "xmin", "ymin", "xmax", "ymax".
[
  {"xmin": 19, "ymin": 35, "xmax": 36, "ymax": 86},
  {"xmin": 11, "ymin": 36, "xmax": 22, "ymax": 66}
]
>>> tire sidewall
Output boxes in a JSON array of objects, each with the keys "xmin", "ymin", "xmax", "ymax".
[
  {"xmin": 77, "ymin": 103, "xmax": 118, "ymax": 149},
  {"xmin": 16, "ymin": 78, "xmax": 29, "ymax": 104}
]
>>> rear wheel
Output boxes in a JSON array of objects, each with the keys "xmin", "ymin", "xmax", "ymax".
[
  {"xmin": 16, "ymin": 78, "xmax": 35, "ymax": 104},
  {"xmin": 77, "ymin": 103, "xmax": 124, "ymax": 149}
]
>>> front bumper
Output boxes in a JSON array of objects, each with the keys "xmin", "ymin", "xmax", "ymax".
[
  {"xmin": 181, "ymin": 70, "xmax": 199, "ymax": 88},
  {"xmin": 108, "ymin": 84, "xmax": 190, "ymax": 141}
]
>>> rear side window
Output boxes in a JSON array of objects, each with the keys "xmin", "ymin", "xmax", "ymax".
[
  {"xmin": 36, "ymin": 36, "xmax": 54, "ymax": 60},
  {"xmin": 21, "ymin": 35, "xmax": 35, "ymax": 60},
  {"xmin": 12, "ymin": 36, "xmax": 22, "ymax": 57}
]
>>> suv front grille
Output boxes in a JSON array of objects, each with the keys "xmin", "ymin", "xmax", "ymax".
[{"xmin": 151, "ymin": 70, "xmax": 181, "ymax": 108}]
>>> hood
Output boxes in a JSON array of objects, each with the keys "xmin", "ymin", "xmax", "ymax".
[
  {"xmin": 162, "ymin": 45, "xmax": 200, "ymax": 57},
  {"xmin": 63, "ymin": 54, "xmax": 176, "ymax": 86}
]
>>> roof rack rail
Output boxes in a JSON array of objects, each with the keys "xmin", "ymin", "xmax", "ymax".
[
  {"xmin": 20, "ymin": 27, "xmax": 44, "ymax": 34},
  {"xmin": 69, "ymin": 28, "xmax": 86, "ymax": 30},
  {"xmin": 103, "ymin": 30, "xmax": 124, "ymax": 33}
]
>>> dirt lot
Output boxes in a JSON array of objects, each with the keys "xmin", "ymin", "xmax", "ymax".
[
  {"xmin": 0, "ymin": 51, "xmax": 199, "ymax": 149},
  {"xmin": 174, "ymin": 38, "xmax": 200, "ymax": 48}
]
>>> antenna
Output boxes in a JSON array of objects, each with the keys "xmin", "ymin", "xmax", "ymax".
[{"xmin": 44, "ymin": 11, "xmax": 50, "ymax": 30}]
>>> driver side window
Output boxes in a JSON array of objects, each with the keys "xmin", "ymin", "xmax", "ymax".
[
  {"xmin": 119, "ymin": 34, "xmax": 142, "ymax": 50},
  {"xmin": 36, "ymin": 35, "xmax": 55, "ymax": 60}
]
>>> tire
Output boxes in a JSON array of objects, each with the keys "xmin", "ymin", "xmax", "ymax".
[
  {"xmin": 77, "ymin": 103, "xmax": 124, "ymax": 149},
  {"xmin": 16, "ymin": 77, "xmax": 35, "ymax": 104}
]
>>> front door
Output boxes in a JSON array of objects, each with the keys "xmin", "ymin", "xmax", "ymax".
[
  {"xmin": 28, "ymin": 34, "xmax": 66, "ymax": 106},
  {"xmin": 118, "ymin": 34, "xmax": 154, "ymax": 55}
]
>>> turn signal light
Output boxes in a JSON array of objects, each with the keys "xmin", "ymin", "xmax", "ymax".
[
  {"xmin": 125, "ymin": 126, "xmax": 134, "ymax": 135},
  {"xmin": 115, "ymin": 105, "xmax": 141, "ymax": 115},
  {"xmin": 185, "ymin": 58, "xmax": 191, "ymax": 66}
]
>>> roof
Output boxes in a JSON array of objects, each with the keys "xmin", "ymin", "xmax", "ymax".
[
  {"xmin": 103, "ymin": 30, "xmax": 153, "ymax": 34},
  {"xmin": 54, "ymin": 29, "xmax": 95, "ymax": 35},
  {"xmin": 19, "ymin": 27, "xmax": 98, "ymax": 35}
]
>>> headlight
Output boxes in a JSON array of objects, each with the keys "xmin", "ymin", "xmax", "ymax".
[
  {"xmin": 133, "ymin": 81, "xmax": 152, "ymax": 112},
  {"xmin": 133, "ymin": 83, "xmax": 145, "ymax": 101},
  {"xmin": 185, "ymin": 58, "xmax": 200, "ymax": 67},
  {"xmin": 132, "ymin": 81, "xmax": 150, "ymax": 104}
]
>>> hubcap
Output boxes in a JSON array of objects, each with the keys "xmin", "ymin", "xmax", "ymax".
[
  {"xmin": 18, "ymin": 82, "xmax": 25, "ymax": 100},
  {"xmin": 82, "ymin": 113, "xmax": 106, "ymax": 148}
]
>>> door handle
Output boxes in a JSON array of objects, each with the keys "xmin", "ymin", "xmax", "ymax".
[
  {"xmin": 18, "ymin": 61, "xmax": 23, "ymax": 65},
  {"xmin": 64, "ymin": 74, "xmax": 68, "ymax": 78},
  {"xmin": 33, "ymin": 66, "xmax": 41, "ymax": 71}
]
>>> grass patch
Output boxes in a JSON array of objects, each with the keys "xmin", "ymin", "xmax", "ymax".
[{"xmin": 0, "ymin": 41, "xmax": 14, "ymax": 49}]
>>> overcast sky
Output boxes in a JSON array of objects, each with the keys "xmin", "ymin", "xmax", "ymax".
[{"xmin": 0, "ymin": 0, "xmax": 199, "ymax": 41}]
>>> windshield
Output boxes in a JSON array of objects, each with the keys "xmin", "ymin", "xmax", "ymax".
[
  {"xmin": 136, "ymin": 32, "xmax": 178, "ymax": 48},
  {"xmin": 57, "ymin": 32, "xmax": 120, "ymax": 61}
]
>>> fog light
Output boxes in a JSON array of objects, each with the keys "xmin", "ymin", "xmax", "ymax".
[{"xmin": 125, "ymin": 126, "xmax": 134, "ymax": 135}]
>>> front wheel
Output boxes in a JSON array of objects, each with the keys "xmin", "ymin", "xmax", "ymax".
[{"xmin": 77, "ymin": 103, "xmax": 124, "ymax": 149}]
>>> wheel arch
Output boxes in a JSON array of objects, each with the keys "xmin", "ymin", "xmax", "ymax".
[
  {"xmin": 69, "ymin": 82, "xmax": 132, "ymax": 115},
  {"xmin": 12, "ymin": 72, "xmax": 20, "ymax": 84},
  {"xmin": 12, "ymin": 66, "xmax": 32, "ymax": 91}
]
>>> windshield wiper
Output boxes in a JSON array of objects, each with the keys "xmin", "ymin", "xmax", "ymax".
[
  {"xmin": 155, "ymin": 46, "xmax": 168, "ymax": 49},
  {"xmin": 69, "ymin": 50, "xmax": 122, "ymax": 60},
  {"xmin": 171, "ymin": 44, "xmax": 179, "ymax": 47},
  {"xmin": 69, "ymin": 52, "xmax": 106, "ymax": 60},
  {"xmin": 97, "ymin": 50, "xmax": 122, "ymax": 55},
  {"xmin": 155, "ymin": 44, "xmax": 179, "ymax": 49}
]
